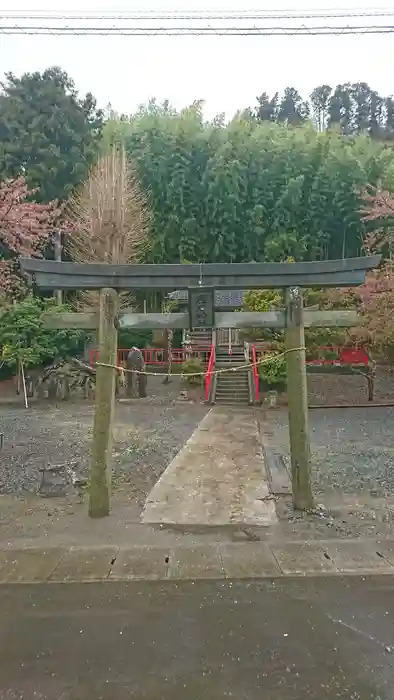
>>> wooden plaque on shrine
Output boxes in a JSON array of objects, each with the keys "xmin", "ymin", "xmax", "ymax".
[{"xmin": 188, "ymin": 286, "xmax": 215, "ymax": 329}]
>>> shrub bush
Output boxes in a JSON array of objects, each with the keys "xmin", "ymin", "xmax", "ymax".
[
  {"xmin": 181, "ymin": 356, "xmax": 204, "ymax": 386},
  {"xmin": 258, "ymin": 352, "xmax": 287, "ymax": 391},
  {"xmin": 0, "ymin": 296, "xmax": 87, "ymax": 371}
]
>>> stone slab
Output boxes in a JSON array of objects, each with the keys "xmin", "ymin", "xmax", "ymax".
[
  {"xmin": 271, "ymin": 542, "xmax": 338, "ymax": 575},
  {"xmin": 220, "ymin": 543, "xmax": 281, "ymax": 578},
  {"xmin": 168, "ymin": 545, "xmax": 225, "ymax": 579},
  {"xmin": 0, "ymin": 548, "xmax": 66, "ymax": 583},
  {"xmin": 262, "ymin": 446, "xmax": 291, "ymax": 495},
  {"xmin": 49, "ymin": 546, "xmax": 118, "ymax": 581},
  {"xmin": 323, "ymin": 541, "xmax": 394, "ymax": 573},
  {"xmin": 110, "ymin": 547, "xmax": 169, "ymax": 580},
  {"xmin": 142, "ymin": 408, "xmax": 277, "ymax": 527},
  {"xmin": 1, "ymin": 539, "xmax": 394, "ymax": 583}
]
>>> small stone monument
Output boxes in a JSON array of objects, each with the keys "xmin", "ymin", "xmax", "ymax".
[
  {"xmin": 38, "ymin": 461, "xmax": 87, "ymax": 498},
  {"xmin": 38, "ymin": 464, "xmax": 67, "ymax": 497}
]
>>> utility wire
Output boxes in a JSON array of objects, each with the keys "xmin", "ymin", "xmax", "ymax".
[
  {"xmin": 1, "ymin": 7, "xmax": 393, "ymax": 37},
  {"xmin": 1, "ymin": 8, "xmax": 394, "ymax": 20},
  {"xmin": 0, "ymin": 25, "xmax": 393, "ymax": 36},
  {"xmin": 1, "ymin": 11, "xmax": 394, "ymax": 20}
]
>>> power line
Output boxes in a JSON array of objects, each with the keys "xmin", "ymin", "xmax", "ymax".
[
  {"xmin": 1, "ymin": 7, "xmax": 394, "ymax": 18},
  {"xmin": 0, "ymin": 25, "xmax": 393, "ymax": 36},
  {"xmin": 1, "ymin": 11, "xmax": 394, "ymax": 19},
  {"xmin": 1, "ymin": 7, "xmax": 393, "ymax": 37}
]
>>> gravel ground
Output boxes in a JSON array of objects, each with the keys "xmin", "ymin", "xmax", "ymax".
[
  {"xmin": 307, "ymin": 366, "xmax": 394, "ymax": 405},
  {"xmin": 2, "ymin": 375, "xmax": 394, "ymax": 541},
  {"xmin": 263, "ymin": 405, "xmax": 394, "ymax": 497},
  {"xmin": 260, "ymin": 404, "xmax": 394, "ymax": 539},
  {"xmin": 0, "ymin": 376, "xmax": 207, "ymax": 506}
]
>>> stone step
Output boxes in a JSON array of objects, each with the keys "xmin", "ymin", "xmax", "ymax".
[
  {"xmin": 216, "ymin": 383, "xmax": 249, "ymax": 388},
  {"xmin": 218, "ymin": 367, "xmax": 248, "ymax": 372},
  {"xmin": 216, "ymin": 394, "xmax": 249, "ymax": 398},
  {"xmin": 215, "ymin": 395, "xmax": 250, "ymax": 400},
  {"xmin": 216, "ymin": 361, "xmax": 247, "ymax": 367},
  {"xmin": 217, "ymin": 377, "xmax": 248, "ymax": 387},
  {"xmin": 215, "ymin": 398, "xmax": 251, "ymax": 405},
  {"xmin": 216, "ymin": 351, "xmax": 246, "ymax": 356},
  {"xmin": 217, "ymin": 375, "xmax": 249, "ymax": 381},
  {"xmin": 215, "ymin": 398, "xmax": 250, "ymax": 403},
  {"xmin": 216, "ymin": 375, "xmax": 248, "ymax": 380}
]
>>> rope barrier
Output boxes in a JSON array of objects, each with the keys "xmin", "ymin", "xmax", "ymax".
[{"xmin": 95, "ymin": 347, "xmax": 305, "ymax": 378}]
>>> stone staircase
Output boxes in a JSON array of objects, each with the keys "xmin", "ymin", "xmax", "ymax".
[
  {"xmin": 213, "ymin": 346, "xmax": 251, "ymax": 405},
  {"xmin": 189, "ymin": 328, "xmax": 213, "ymax": 350}
]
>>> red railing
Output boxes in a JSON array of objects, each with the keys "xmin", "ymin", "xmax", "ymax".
[
  {"xmin": 251, "ymin": 343, "xmax": 259, "ymax": 403},
  {"xmin": 204, "ymin": 344, "xmax": 216, "ymax": 402},
  {"xmin": 89, "ymin": 346, "xmax": 212, "ymax": 368},
  {"xmin": 307, "ymin": 346, "xmax": 369, "ymax": 366},
  {"xmin": 251, "ymin": 344, "xmax": 370, "ymax": 401},
  {"xmin": 252, "ymin": 344, "xmax": 369, "ymax": 367}
]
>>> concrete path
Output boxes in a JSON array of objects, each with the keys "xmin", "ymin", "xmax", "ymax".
[
  {"xmin": 1, "ymin": 577, "xmax": 394, "ymax": 698},
  {"xmin": 142, "ymin": 407, "xmax": 277, "ymax": 527},
  {"xmin": 0, "ymin": 538, "xmax": 394, "ymax": 582}
]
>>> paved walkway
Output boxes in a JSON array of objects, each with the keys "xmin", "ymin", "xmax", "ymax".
[
  {"xmin": 0, "ymin": 538, "xmax": 394, "ymax": 582},
  {"xmin": 142, "ymin": 407, "xmax": 277, "ymax": 527}
]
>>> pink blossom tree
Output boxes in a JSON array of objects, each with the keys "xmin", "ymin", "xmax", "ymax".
[
  {"xmin": 346, "ymin": 187, "xmax": 394, "ymax": 360},
  {"xmin": 0, "ymin": 177, "xmax": 59, "ymax": 300}
]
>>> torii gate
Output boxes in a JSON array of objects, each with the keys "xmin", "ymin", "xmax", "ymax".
[{"xmin": 21, "ymin": 256, "xmax": 380, "ymax": 518}]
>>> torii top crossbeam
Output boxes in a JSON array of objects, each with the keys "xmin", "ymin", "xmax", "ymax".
[{"xmin": 21, "ymin": 256, "xmax": 380, "ymax": 290}]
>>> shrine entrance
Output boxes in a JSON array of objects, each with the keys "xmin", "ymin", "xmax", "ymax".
[{"xmin": 21, "ymin": 255, "xmax": 379, "ymax": 518}]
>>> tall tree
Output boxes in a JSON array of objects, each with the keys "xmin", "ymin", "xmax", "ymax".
[
  {"xmin": 352, "ymin": 82, "xmax": 372, "ymax": 134},
  {"xmin": 385, "ymin": 97, "xmax": 394, "ymax": 139},
  {"xmin": 252, "ymin": 82, "xmax": 394, "ymax": 139},
  {"xmin": 327, "ymin": 82, "xmax": 384, "ymax": 136},
  {"xmin": 328, "ymin": 84, "xmax": 354, "ymax": 133},
  {"xmin": 310, "ymin": 85, "xmax": 332, "ymax": 132},
  {"xmin": 67, "ymin": 147, "xmax": 151, "ymax": 310},
  {"xmin": 278, "ymin": 87, "xmax": 309, "ymax": 125},
  {"xmin": 255, "ymin": 92, "xmax": 279, "ymax": 122},
  {"xmin": 369, "ymin": 90, "xmax": 384, "ymax": 139},
  {"xmin": 0, "ymin": 67, "xmax": 103, "ymax": 202}
]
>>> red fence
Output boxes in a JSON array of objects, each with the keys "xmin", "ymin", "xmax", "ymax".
[
  {"xmin": 204, "ymin": 345, "xmax": 216, "ymax": 402},
  {"xmin": 252, "ymin": 344, "xmax": 369, "ymax": 367},
  {"xmin": 89, "ymin": 347, "xmax": 212, "ymax": 368},
  {"xmin": 308, "ymin": 346, "xmax": 369, "ymax": 366},
  {"xmin": 251, "ymin": 343, "xmax": 259, "ymax": 402}
]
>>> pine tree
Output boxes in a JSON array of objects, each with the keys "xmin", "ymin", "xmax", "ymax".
[{"xmin": 0, "ymin": 67, "xmax": 103, "ymax": 202}]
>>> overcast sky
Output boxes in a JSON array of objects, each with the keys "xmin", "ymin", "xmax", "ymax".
[{"xmin": 0, "ymin": 1, "xmax": 393, "ymax": 119}]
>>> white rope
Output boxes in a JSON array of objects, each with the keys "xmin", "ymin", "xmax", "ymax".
[{"xmin": 96, "ymin": 348, "xmax": 302, "ymax": 378}]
